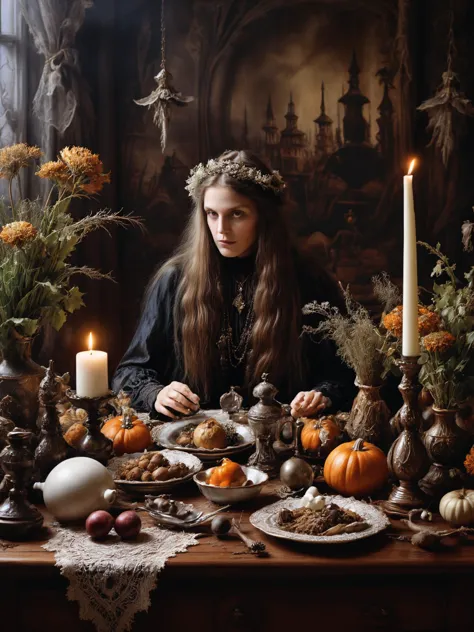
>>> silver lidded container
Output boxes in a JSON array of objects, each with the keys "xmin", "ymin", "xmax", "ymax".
[{"xmin": 247, "ymin": 374, "xmax": 282, "ymax": 478}]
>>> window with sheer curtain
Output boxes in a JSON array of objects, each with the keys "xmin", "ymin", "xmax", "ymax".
[{"xmin": 0, "ymin": 0, "xmax": 26, "ymax": 196}]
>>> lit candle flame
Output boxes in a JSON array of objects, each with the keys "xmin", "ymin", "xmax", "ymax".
[
  {"xmin": 407, "ymin": 159, "xmax": 416, "ymax": 176},
  {"xmin": 88, "ymin": 332, "xmax": 93, "ymax": 352}
]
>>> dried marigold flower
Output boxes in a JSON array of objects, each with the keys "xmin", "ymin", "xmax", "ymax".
[
  {"xmin": 0, "ymin": 143, "xmax": 42, "ymax": 179},
  {"xmin": 80, "ymin": 172, "xmax": 111, "ymax": 195},
  {"xmin": 0, "ymin": 221, "xmax": 38, "ymax": 247},
  {"xmin": 60, "ymin": 146, "xmax": 103, "ymax": 178},
  {"xmin": 383, "ymin": 305, "xmax": 441, "ymax": 338},
  {"xmin": 464, "ymin": 447, "xmax": 474, "ymax": 476},
  {"xmin": 36, "ymin": 160, "xmax": 70, "ymax": 186},
  {"xmin": 418, "ymin": 310, "xmax": 441, "ymax": 336},
  {"xmin": 422, "ymin": 331, "xmax": 456, "ymax": 353}
]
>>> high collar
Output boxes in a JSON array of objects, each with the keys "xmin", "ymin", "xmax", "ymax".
[{"xmin": 219, "ymin": 252, "xmax": 256, "ymax": 279}]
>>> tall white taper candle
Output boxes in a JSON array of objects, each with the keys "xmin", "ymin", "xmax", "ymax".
[{"xmin": 402, "ymin": 159, "xmax": 420, "ymax": 357}]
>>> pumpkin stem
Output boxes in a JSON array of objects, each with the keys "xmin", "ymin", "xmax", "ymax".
[
  {"xmin": 121, "ymin": 406, "xmax": 135, "ymax": 429},
  {"xmin": 352, "ymin": 438, "xmax": 365, "ymax": 451}
]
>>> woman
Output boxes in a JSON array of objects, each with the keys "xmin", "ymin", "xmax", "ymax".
[{"xmin": 112, "ymin": 150, "xmax": 354, "ymax": 419}]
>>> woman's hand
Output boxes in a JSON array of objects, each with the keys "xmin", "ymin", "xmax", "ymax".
[
  {"xmin": 290, "ymin": 390, "xmax": 331, "ymax": 418},
  {"xmin": 155, "ymin": 381, "xmax": 200, "ymax": 419}
]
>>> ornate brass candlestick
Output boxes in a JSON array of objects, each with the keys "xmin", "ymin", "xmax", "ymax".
[
  {"xmin": 385, "ymin": 356, "xmax": 430, "ymax": 512},
  {"xmin": 66, "ymin": 389, "xmax": 114, "ymax": 464},
  {"xmin": 0, "ymin": 429, "xmax": 44, "ymax": 539}
]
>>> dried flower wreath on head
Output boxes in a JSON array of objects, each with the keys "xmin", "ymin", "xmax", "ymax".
[{"xmin": 185, "ymin": 158, "xmax": 286, "ymax": 199}]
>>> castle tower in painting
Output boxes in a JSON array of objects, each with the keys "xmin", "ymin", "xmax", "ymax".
[
  {"xmin": 262, "ymin": 96, "xmax": 280, "ymax": 165},
  {"xmin": 280, "ymin": 92, "xmax": 307, "ymax": 173},
  {"xmin": 314, "ymin": 81, "xmax": 334, "ymax": 159},
  {"xmin": 376, "ymin": 69, "xmax": 395, "ymax": 168},
  {"xmin": 339, "ymin": 50, "xmax": 369, "ymax": 144}
]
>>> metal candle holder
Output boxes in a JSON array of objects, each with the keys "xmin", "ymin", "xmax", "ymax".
[
  {"xmin": 66, "ymin": 389, "xmax": 114, "ymax": 464},
  {"xmin": 385, "ymin": 356, "xmax": 430, "ymax": 513},
  {"xmin": 0, "ymin": 429, "xmax": 44, "ymax": 540}
]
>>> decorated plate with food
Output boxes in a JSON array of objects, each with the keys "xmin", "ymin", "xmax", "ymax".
[
  {"xmin": 249, "ymin": 493, "xmax": 390, "ymax": 545},
  {"xmin": 153, "ymin": 411, "xmax": 254, "ymax": 461},
  {"xmin": 108, "ymin": 449, "xmax": 202, "ymax": 495}
]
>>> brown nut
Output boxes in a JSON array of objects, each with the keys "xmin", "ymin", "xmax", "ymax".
[
  {"xmin": 167, "ymin": 465, "xmax": 182, "ymax": 479},
  {"xmin": 141, "ymin": 471, "xmax": 153, "ymax": 482},
  {"xmin": 152, "ymin": 467, "xmax": 169, "ymax": 481},
  {"xmin": 126, "ymin": 467, "xmax": 142, "ymax": 481},
  {"xmin": 149, "ymin": 453, "xmax": 164, "ymax": 467}
]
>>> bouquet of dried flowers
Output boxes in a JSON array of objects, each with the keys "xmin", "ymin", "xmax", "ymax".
[
  {"xmin": 0, "ymin": 143, "xmax": 139, "ymax": 353},
  {"xmin": 303, "ymin": 274, "xmax": 402, "ymax": 386},
  {"xmin": 415, "ymin": 231, "xmax": 474, "ymax": 410}
]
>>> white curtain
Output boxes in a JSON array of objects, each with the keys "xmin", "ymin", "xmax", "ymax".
[{"xmin": 19, "ymin": 0, "xmax": 94, "ymax": 155}]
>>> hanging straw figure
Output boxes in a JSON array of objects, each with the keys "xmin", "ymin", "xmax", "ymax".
[
  {"xmin": 417, "ymin": 11, "xmax": 474, "ymax": 167},
  {"xmin": 134, "ymin": 0, "xmax": 194, "ymax": 152}
]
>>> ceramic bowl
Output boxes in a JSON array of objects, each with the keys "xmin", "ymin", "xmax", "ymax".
[{"xmin": 193, "ymin": 465, "xmax": 268, "ymax": 504}]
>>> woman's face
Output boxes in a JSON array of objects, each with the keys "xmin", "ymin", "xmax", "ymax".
[{"xmin": 204, "ymin": 185, "xmax": 258, "ymax": 258}]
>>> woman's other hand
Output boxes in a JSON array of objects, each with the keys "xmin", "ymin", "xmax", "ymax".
[
  {"xmin": 155, "ymin": 381, "xmax": 200, "ymax": 419},
  {"xmin": 290, "ymin": 390, "xmax": 331, "ymax": 418}
]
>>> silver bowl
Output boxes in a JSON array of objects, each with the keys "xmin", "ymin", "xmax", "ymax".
[{"xmin": 193, "ymin": 465, "xmax": 268, "ymax": 504}]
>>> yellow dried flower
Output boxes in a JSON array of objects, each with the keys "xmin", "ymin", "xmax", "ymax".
[
  {"xmin": 0, "ymin": 221, "xmax": 38, "ymax": 247},
  {"xmin": 36, "ymin": 160, "xmax": 70, "ymax": 186},
  {"xmin": 60, "ymin": 146, "xmax": 102, "ymax": 177},
  {"xmin": 422, "ymin": 331, "xmax": 456, "ymax": 353},
  {"xmin": 0, "ymin": 143, "xmax": 42, "ymax": 179}
]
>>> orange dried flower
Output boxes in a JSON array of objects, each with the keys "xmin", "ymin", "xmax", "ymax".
[
  {"xmin": 422, "ymin": 331, "xmax": 456, "ymax": 353},
  {"xmin": 0, "ymin": 221, "xmax": 37, "ymax": 247},
  {"xmin": 60, "ymin": 146, "xmax": 102, "ymax": 177},
  {"xmin": 80, "ymin": 172, "xmax": 110, "ymax": 195},
  {"xmin": 0, "ymin": 143, "xmax": 42, "ymax": 179},
  {"xmin": 36, "ymin": 160, "xmax": 71, "ymax": 186},
  {"xmin": 464, "ymin": 446, "xmax": 474, "ymax": 476},
  {"xmin": 383, "ymin": 305, "xmax": 441, "ymax": 338}
]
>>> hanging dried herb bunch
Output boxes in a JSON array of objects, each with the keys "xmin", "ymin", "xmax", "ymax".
[{"xmin": 417, "ymin": 14, "xmax": 474, "ymax": 166}]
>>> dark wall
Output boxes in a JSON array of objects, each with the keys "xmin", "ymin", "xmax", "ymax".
[{"xmin": 39, "ymin": 0, "xmax": 474, "ymax": 384}]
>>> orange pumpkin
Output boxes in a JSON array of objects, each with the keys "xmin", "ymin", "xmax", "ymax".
[
  {"xmin": 300, "ymin": 416, "xmax": 341, "ymax": 457},
  {"xmin": 207, "ymin": 458, "xmax": 246, "ymax": 487},
  {"xmin": 101, "ymin": 408, "xmax": 152, "ymax": 456},
  {"xmin": 324, "ymin": 438, "xmax": 388, "ymax": 497}
]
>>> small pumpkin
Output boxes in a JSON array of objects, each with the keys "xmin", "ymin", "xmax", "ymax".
[
  {"xmin": 323, "ymin": 438, "xmax": 389, "ymax": 497},
  {"xmin": 101, "ymin": 407, "xmax": 152, "ymax": 456},
  {"xmin": 439, "ymin": 488, "xmax": 474, "ymax": 526},
  {"xmin": 207, "ymin": 458, "xmax": 246, "ymax": 487},
  {"xmin": 300, "ymin": 416, "xmax": 341, "ymax": 457},
  {"xmin": 64, "ymin": 422, "xmax": 87, "ymax": 448}
]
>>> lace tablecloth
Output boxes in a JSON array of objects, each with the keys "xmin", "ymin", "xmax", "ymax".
[{"xmin": 43, "ymin": 524, "xmax": 199, "ymax": 632}]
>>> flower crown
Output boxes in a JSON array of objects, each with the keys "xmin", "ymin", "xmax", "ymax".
[{"xmin": 185, "ymin": 158, "xmax": 286, "ymax": 198}]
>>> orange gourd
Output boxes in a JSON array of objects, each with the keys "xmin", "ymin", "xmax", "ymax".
[
  {"xmin": 101, "ymin": 408, "xmax": 152, "ymax": 456},
  {"xmin": 300, "ymin": 416, "xmax": 341, "ymax": 457},
  {"xmin": 207, "ymin": 458, "xmax": 246, "ymax": 488},
  {"xmin": 323, "ymin": 438, "xmax": 388, "ymax": 497}
]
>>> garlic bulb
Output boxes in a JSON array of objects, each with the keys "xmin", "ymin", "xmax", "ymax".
[{"xmin": 301, "ymin": 491, "xmax": 326, "ymax": 512}]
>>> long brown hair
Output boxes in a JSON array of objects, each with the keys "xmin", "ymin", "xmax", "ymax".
[{"xmin": 154, "ymin": 150, "xmax": 302, "ymax": 397}]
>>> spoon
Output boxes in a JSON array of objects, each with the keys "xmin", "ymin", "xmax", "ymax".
[{"xmin": 211, "ymin": 515, "xmax": 268, "ymax": 557}]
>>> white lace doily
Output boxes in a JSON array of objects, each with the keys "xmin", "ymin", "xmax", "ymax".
[{"xmin": 43, "ymin": 525, "xmax": 198, "ymax": 632}]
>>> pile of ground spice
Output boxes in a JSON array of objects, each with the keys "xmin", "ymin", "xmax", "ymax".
[{"xmin": 278, "ymin": 503, "xmax": 364, "ymax": 536}]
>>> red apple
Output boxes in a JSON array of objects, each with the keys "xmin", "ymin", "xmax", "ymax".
[
  {"xmin": 114, "ymin": 511, "xmax": 142, "ymax": 539},
  {"xmin": 85, "ymin": 510, "xmax": 115, "ymax": 539}
]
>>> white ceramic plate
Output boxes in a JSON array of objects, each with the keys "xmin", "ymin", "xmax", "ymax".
[
  {"xmin": 249, "ymin": 495, "xmax": 390, "ymax": 545},
  {"xmin": 108, "ymin": 449, "xmax": 202, "ymax": 496},
  {"xmin": 152, "ymin": 410, "xmax": 254, "ymax": 461}
]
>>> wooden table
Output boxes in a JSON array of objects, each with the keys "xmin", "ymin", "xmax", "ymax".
[{"xmin": 1, "ymin": 481, "xmax": 474, "ymax": 632}]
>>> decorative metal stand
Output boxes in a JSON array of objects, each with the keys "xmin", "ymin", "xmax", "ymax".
[
  {"xmin": 34, "ymin": 360, "xmax": 70, "ymax": 479},
  {"xmin": 247, "ymin": 374, "xmax": 282, "ymax": 478},
  {"xmin": 220, "ymin": 386, "xmax": 244, "ymax": 421},
  {"xmin": 385, "ymin": 356, "xmax": 430, "ymax": 513},
  {"xmin": 0, "ymin": 429, "xmax": 43, "ymax": 540},
  {"xmin": 66, "ymin": 389, "xmax": 114, "ymax": 464}
]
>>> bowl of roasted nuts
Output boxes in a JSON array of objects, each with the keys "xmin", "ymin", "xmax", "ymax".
[{"xmin": 108, "ymin": 449, "xmax": 202, "ymax": 496}]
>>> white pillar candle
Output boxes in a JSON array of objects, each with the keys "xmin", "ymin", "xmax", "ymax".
[
  {"xmin": 76, "ymin": 332, "xmax": 109, "ymax": 398},
  {"xmin": 402, "ymin": 159, "xmax": 420, "ymax": 357}
]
